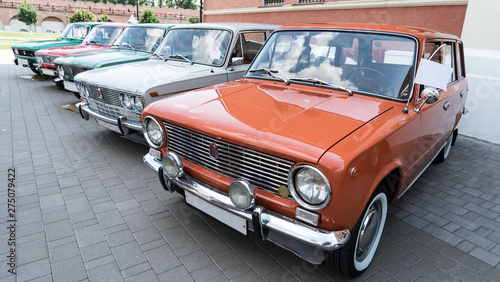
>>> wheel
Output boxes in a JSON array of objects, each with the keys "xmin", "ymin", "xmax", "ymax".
[
  {"xmin": 328, "ymin": 184, "xmax": 388, "ymax": 277},
  {"xmin": 30, "ymin": 66, "xmax": 40, "ymax": 75},
  {"xmin": 434, "ymin": 133, "xmax": 453, "ymax": 163},
  {"xmin": 345, "ymin": 67, "xmax": 394, "ymax": 97},
  {"xmin": 73, "ymin": 91, "xmax": 81, "ymax": 99}
]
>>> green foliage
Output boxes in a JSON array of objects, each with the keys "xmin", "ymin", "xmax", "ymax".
[
  {"xmin": 100, "ymin": 14, "xmax": 109, "ymax": 22},
  {"xmin": 188, "ymin": 17, "xmax": 199, "ymax": 24},
  {"xmin": 139, "ymin": 9, "xmax": 159, "ymax": 23},
  {"xmin": 17, "ymin": 1, "xmax": 38, "ymax": 27},
  {"xmin": 166, "ymin": 0, "xmax": 198, "ymax": 10},
  {"xmin": 70, "ymin": 9, "xmax": 96, "ymax": 23}
]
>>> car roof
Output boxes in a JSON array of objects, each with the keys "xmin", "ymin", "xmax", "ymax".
[
  {"xmin": 276, "ymin": 23, "xmax": 460, "ymax": 41},
  {"xmin": 129, "ymin": 23, "xmax": 177, "ymax": 30},
  {"xmin": 72, "ymin": 22, "xmax": 104, "ymax": 27},
  {"xmin": 170, "ymin": 22, "xmax": 280, "ymax": 33},
  {"xmin": 96, "ymin": 23, "xmax": 130, "ymax": 28}
]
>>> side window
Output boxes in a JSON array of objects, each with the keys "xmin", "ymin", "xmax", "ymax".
[
  {"xmin": 424, "ymin": 41, "xmax": 442, "ymax": 63},
  {"xmin": 443, "ymin": 42, "xmax": 456, "ymax": 83},
  {"xmin": 456, "ymin": 42, "xmax": 465, "ymax": 79},
  {"xmin": 234, "ymin": 32, "xmax": 267, "ymax": 64}
]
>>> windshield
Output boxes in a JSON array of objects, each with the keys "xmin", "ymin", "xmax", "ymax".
[
  {"xmin": 60, "ymin": 24, "xmax": 91, "ymax": 40},
  {"xmin": 154, "ymin": 28, "xmax": 231, "ymax": 66},
  {"xmin": 113, "ymin": 27, "xmax": 165, "ymax": 53},
  {"xmin": 246, "ymin": 30, "xmax": 417, "ymax": 99},
  {"xmin": 84, "ymin": 26, "xmax": 123, "ymax": 46}
]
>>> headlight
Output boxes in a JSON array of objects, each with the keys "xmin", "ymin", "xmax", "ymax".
[
  {"xmin": 143, "ymin": 116, "xmax": 164, "ymax": 148},
  {"xmin": 132, "ymin": 96, "xmax": 144, "ymax": 112},
  {"xmin": 289, "ymin": 166, "xmax": 331, "ymax": 210},
  {"xmin": 229, "ymin": 179, "xmax": 255, "ymax": 210},
  {"xmin": 57, "ymin": 65, "xmax": 64, "ymax": 79},
  {"xmin": 83, "ymin": 85, "xmax": 91, "ymax": 98},
  {"xmin": 13, "ymin": 49, "xmax": 18, "ymax": 55},
  {"xmin": 161, "ymin": 152, "xmax": 183, "ymax": 179},
  {"xmin": 119, "ymin": 93, "xmax": 132, "ymax": 109}
]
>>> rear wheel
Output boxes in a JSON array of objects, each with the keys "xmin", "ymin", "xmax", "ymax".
[
  {"xmin": 328, "ymin": 184, "xmax": 388, "ymax": 277},
  {"xmin": 434, "ymin": 133, "xmax": 454, "ymax": 163}
]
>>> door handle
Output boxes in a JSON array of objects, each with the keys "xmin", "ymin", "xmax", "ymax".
[
  {"xmin": 443, "ymin": 101, "xmax": 450, "ymax": 111},
  {"xmin": 460, "ymin": 90, "xmax": 465, "ymax": 98}
]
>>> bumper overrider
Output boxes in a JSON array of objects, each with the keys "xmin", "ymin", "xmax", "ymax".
[
  {"xmin": 77, "ymin": 101, "xmax": 142, "ymax": 135},
  {"xmin": 143, "ymin": 151, "xmax": 350, "ymax": 264}
]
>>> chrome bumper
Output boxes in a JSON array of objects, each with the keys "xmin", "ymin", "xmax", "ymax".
[
  {"xmin": 143, "ymin": 152, "xmax": 350, "ymax": 264},
  {"xmin": 77, "ymin": 102, "xmax": 142, "ymax": 134}
]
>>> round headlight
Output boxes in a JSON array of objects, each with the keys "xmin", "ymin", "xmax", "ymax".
[
  {"xmin": 13, "ymin": 49, "xmax": 19, "ymax": 55},
  {"xmin": 119, "ymin": 93, "xmax": 132, "ymax": 109},
  {"xmin": 161, "ymin": 152, "xmax": 183, "ymax": 179},
  {"xmin": 57, "ymin": 65, "xmax": 64, "ymax": 79},
  {"xmin": 289, "ymin": 166, "xmax": 331, "ymax": 210},
  {"xmin": 83, "ymin": 85, "xmax": 91, "ymax": 98},
  {"xmin": 132, "ymin": 96, "xmax": 144, "ymax": 112},
  {"xmin": 229, "ymin": 179, "xmax": 255, "ymax": 210},
  {"xmin": 142, "ymin": 116, "xmax": 164, "ymax": 148}
]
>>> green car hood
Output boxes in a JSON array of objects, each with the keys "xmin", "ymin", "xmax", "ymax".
[
  {"xmin": 11, "ymin": 38, "xmax": 83, "ymax": 51},
  {"xmin": 54, "ymin": 48, "xmax": 153, "ymax": 69}
]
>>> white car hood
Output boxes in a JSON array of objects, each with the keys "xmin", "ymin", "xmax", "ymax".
[{"xmin": 74, "ymin": 59, "xmax": 217, "ymax": 94}]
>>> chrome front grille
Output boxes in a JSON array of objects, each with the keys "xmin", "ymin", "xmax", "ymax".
[
  {"xmin": 39, "ymin": 54, "xmax": 59, "ymax": 64},
  {"xmin": 62, "ymin": 65, "xmax": 88, "ymax": 82},
  {"xmin": 15, "ymin": 49, "xmax": 35, "ymax": 57},
  {"xmin": 88, "ymin": 99, "xmax": 141, "ymax": 124},
  {"xmin": 163, "ymin": 122, "xmax": 295, "ymax": 193},
  {"xmin": 86, "ymin": 85, "xmax": 144, "ymax": 109}
]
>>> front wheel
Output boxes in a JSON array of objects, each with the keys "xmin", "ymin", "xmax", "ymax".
[{"xmin": 327, "ymin": 185, "xmax": 388, "ymax": 277}]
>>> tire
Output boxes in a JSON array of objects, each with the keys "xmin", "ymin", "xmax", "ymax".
[
  {"xmin": 327, "ymin": 184, "xmax": 388, "ymax": 278},
  {"xmin": 30, "ymin": 67, "xmax": 40, "ymax": 75},
  {"xmin": 434, "ymin": 133, "xmax": 453, "ymax": 163}
]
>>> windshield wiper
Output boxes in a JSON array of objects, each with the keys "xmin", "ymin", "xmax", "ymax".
[
  {"xmin": 248, "ymin": 68, "xmax": 289, "ymax": 85},
  {"xmin": 288, "ymin": 77, "xmax": 353, "ymax": 96},
  {"xmin": 152, "ymin": 53, "xmax": 166, "ymax": 60},
  {"xmin": 167, "ymin": 54, "xmax": 193, "ymax": 64}
]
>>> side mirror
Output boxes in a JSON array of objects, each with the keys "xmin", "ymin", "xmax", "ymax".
[
  {"xmin": 422, "ymin": 88, "xmax": 440, "ymax": 104},
  {"xmin": 231, "ymin": 57, "xmax": 244, "ymax": 67},
  {"xmin": 415, "ymin": 87, "xmax": 440, "ymax": 113}
]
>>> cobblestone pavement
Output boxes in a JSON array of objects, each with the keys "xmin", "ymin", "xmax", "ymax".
[{"xmin": 1, "ymin": 63, "xmax": 500, "ymax": 281}]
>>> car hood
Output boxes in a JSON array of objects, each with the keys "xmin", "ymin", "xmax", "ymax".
[
  {"xmin": 36, "ymin": 44, "xmax": 111, "ymax": 56},
  {"xmin": 74, "ymin": 60, "xmax": 217, "ymax": 93},
  {"xmin": 54, "ymin": 49, "xmax": 152, "ymax": 69},
  {"xmin": 12, "ymin": 38, "xmax": 81, "ymax": 51},
  {"xmin": 147, "ymin": 79, "xmax": 394, "ymax": 163}
]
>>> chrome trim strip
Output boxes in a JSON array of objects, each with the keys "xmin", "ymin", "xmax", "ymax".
[
  {"xmin": 143, "ymin": 152, "xmax": 350, "ymax": 252},
  {"xmin": 77, "ymin": 102, "xmax": 142, "ymax": 131}
]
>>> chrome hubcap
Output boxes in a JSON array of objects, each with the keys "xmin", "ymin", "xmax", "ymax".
[{"xmin": 357, "ymin": 204, "xmax": 381, "ymax": 261}]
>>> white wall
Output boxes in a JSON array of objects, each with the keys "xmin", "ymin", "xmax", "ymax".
[
  {"xmin": 458, "ymin": 0, "xmax": 500, "ymax": 145},
  {"xmin": 458, "ymin": 49, "xmax": 500, "ymax": 144}
]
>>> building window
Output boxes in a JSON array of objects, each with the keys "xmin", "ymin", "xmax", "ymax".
[
  {"xmin": 263, "ymin": 0, "xmax": 284, "ymax": 6},
  {"xmin": 298, "ymin": 0, "xmax": 325, "ymax": 3}
]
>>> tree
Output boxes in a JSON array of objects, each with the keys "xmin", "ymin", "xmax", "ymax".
[
  {"xmin": 100, "ymin": 14, "xmax": 109, "ymax": 22},
  {"xmin": 70, "ymin": 9, "xmax": 96, "ymax": 23},
  {"xmin": 139, "ymin": 9, "xmax": 159, "ymax": 23},
  {"xmin": 166, "ymin": 0, "xmax": 198, "ymax": 10},
  {"xmin": 17, "ymin": 1, "xmax": 38, "ymax": 38},
  {"xmin": 188, "ymin": 17, "xmax": 199, "ymax": 24}
]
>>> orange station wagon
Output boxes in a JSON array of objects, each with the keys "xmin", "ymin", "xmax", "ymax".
[{"xmin": 142, "ymin": 23, "xmax": 468, "ymax": 277}]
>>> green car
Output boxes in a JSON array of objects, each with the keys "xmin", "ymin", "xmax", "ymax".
[
  {"xmin": 11, "ymin": 22, "xmax": 103, "ymax": 74},
  {"xmin": 54, "ymin": 23, "xmax": 175, "ymax": 93}
]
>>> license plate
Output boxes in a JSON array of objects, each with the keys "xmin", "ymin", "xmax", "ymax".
[
  {"xmin": 185, "ymin": 191, "xmax": 247, "ymax": 235},
  {"xmin": 96, "ymin": 119, "xmax": 121, "ymax": 134},
  {"xmin": 41, "ymin": 68, "xmax": 56, "ymax": 76},
  {"xmin": 18, "ymin": 58, "xmax": 29, "ymax": 66}
]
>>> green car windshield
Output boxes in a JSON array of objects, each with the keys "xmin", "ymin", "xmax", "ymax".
[
  {"xmin": 246, "ymin": 30, "xmax": 417, "ymax": 99},
  {"xmin": 154, "ymin": 28, "xmax": 231, "ymax": 67},
  {"xmin": 60, "ymin": 24, "xmax": 91, "ymax": 40},
  {"xmin": 84, "ymin": 26, "xmax": 124, "ymax": 46},
  {"xmin": 112, "ymin": 26, "xmax": 165, "ymax": 53}
]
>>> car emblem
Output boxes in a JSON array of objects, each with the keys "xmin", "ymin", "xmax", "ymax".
[
  {"xmin": 97, "ymin": 88, "xmax": 103, "ymax": 99},
  {"xmin": 209, "ymin": 142, "xmax": 219, "ymax": 160}
]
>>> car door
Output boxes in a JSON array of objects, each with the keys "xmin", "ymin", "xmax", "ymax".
[
  {"xmin": 227, "ymin": 31, "xmax": 268, "ymax": 81},
  {"xmin": 416, "ymin": 39, "xmax": 459, "ymax": 166}
]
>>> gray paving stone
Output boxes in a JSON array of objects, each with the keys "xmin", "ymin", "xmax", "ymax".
[
  {"xmin": 81, "ymin": 241, "xmax": 112, "ymax": 263},
  {"xmin": 210, "ymin": 248, "xmax": 244, "ymax": 271},
  {"xmin": 411, "ymin": 260, "xmax": 455, "ymax": 282},
  {"xmin": 469, "ymin": 247, "xmax": 500, "ymax": 267},
  {"xmin": 179, "ymin": 249, "xmax": 213, "ymax": 272},
  {"xmin": 44, "ymin": 219, "xmax": 74, "ymax": 242},
  {"xmin": 16, "ymin": 258, "xmax": 51, "ymax": 281},
  {"xmin": 87, "ymin": 262, "xmax": 123, "ymax": 282},
  {"xmin": 51, "ymin": 255, "xmax": 87, "ymax": 281},
  {"xmin": 125, "ymin": 269, "xmax": 159, "ymax": 282},
  {"xmin": 145, "ymin": 244, "xmax": 182, "ymax": 274},
  {"xmin": 84, "ymin": 255, "xmax": 116, "ymax": 270},
  {"xmin": 121, "ymin": 261, "xmax": 152, "ymax": 279},
  {"xmin": 106, "ymin": 229, "xmax": 136, "ymax": 248},
  {"xmin": 158, "ymin": 265, "xmax": 194, "ymax": 282},
  {"xmin": 48, "ymin": 241, "xmax": 80, "ymax": 263},
  {"xmin": 441, "ymin": 246, "xmax": 488, "ymax": 273},
  {"xmin": 75, "ymin": 224, "xmax": 106, "ymax": 248},
  {"xmin": 112, "ymin": 241, "xmax": 148, "ymax": 270},
  {"xmin": 450, "ymin": 265, "xmax": 485, "ymax": 282}
]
